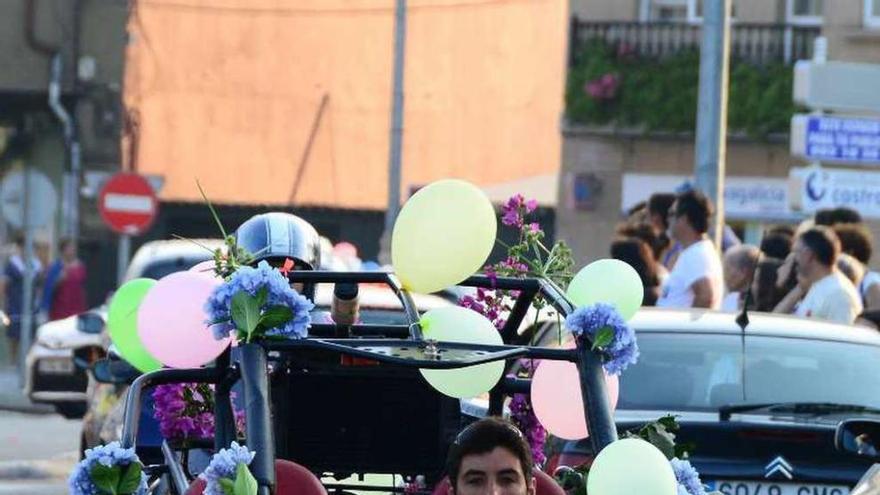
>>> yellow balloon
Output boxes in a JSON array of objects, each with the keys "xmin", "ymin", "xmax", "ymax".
[
  {"xmin": 419, "ymin": 307, "xmax": 505, "ymax": 399},
  {"xmin": 392, "ymin": 179, "xmax": 497, "ymax": 294},
  {"xmin": 586, "ymin": 438, "xmax": 677, "ymax": 495},
  {"xmin": 567, "ymin": 259, "xmax": 644, "ymax": 320}
]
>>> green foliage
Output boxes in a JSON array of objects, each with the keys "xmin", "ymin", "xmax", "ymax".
[
  {"xmin": 90, "ymin": 462, "xmax": 143, "ymax": 495},
  {"xmin": 566, "ymin": 41, "xmax": 794, "ymax": 138},
  {"xmin": 230, "ymin": 288, "xmax": 294, "ymax": 344},
  {"xmin": 234, "ymin": 462, "xmax": 259, "ymax": 495}
]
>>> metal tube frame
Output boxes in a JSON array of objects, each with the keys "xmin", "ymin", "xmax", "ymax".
[{"xmin": 119, "ymin": 273, "xmax": 619, "ymax": 493}]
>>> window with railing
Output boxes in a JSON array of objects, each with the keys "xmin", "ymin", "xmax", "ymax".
[{"xmin": 569, "ymin": 19, "xmax": 819, "ymax": 66}]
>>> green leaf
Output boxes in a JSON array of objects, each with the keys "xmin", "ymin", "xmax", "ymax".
[
  {"xmin": 591, "ymin": 326, "xmax": 614, "ymax": 351},
  {"xmin": 645, "ymin": 424, "xmax": 676, "ymax": 460},
  {"xmin": 90, "ymin": 464, "xmax": 121, "ymax": 495},
  {"xmin": 258, "ymin": 305, "xmax": 293, "ymax": 330},
  {"xmin": 117, "ymin": 462, "xmax": 143, "ymax": 494},
  {"xmin": 255, "ymin": 287, "xmax": 269, "ymax": 309},
  {"xmin": 197, "ymin": 179, "xmax": 228, "ymax": 239},
  {"xmin": 655, "ymin": 414, "xmax": 680, "ymax": 433},
  {"xmin": 234, "ymin": 462, "xmax": 259, "ymax": 495},
  {"xmin": 231, "ymin": 291, "xmax": 261, "ymax": 336},
  {"xmin": 219, "ymin": 478, "xmax": 237, "ymax": 495}
]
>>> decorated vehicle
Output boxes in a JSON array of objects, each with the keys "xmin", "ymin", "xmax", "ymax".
[{"xmin": 70, "ymin": 183, "xmax": 732, "ymax": 495}]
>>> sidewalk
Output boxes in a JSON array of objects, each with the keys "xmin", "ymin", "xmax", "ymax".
[{"xmin": 0, "ymin": 367, "xmax": 54, "ymax": 414}]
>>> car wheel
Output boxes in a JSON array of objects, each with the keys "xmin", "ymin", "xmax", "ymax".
[{"xmin": 55, "ymin": 402, "xmax": 88, "ymax": 419}]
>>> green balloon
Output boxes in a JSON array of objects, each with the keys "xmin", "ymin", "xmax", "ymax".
[
  {"xmin": 566, "ymin": 259, "xmax": 644, "ymax": 320},
  {"xmin": 108, "ymin": 278, "xmax": 161, "ymax": 373},
  {"xmin": 587, "ymin": 438, "xmax": 677, "ymax": 495},
  {"xmin": 419, "ymin": 307, "xmax": 504, "ymax": 399}
]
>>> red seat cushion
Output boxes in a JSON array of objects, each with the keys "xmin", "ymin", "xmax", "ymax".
[
  {"xmin": 185, "ymin": 459, "xmax": 326, "ymax": 495},
  {"xmin": 431, "ymin": 469, "xmax": 564, "ymax": 495}
]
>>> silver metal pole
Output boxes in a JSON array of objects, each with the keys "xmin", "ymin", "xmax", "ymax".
[
  {"xmin": 18, "ymin": 170, "xmax": 35, "ymax": 381},
  {"xmin": 693, "ymin": 0, "xmax": 732, "ymax": 247},
  {"xmin": 49, "ymin": 54, "xmax": 80, "ymax": 243},
  {"xmin": 380, "ymin": 0, "xmax": 407, "ymax": 261},
  {"xmin": 118, "ymin": 235, "xmax": 131, "ymax": 286}
]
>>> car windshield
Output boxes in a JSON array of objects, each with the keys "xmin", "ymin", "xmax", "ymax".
[
  {"xmin": 137, "ymin": 257, "xmax": 212, "ymax": 280},
  {"xmin": 618, "ymin": 332, "xmax": 880, "ymax": 412}
]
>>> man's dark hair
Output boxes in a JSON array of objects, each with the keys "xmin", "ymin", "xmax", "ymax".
[
  {"xmin": 446, "ymin": 417, "xmax": 533, "ymax": 492},
  {"xmin": 766, "ymin": 224, "xmax": 796, "ymax": 238},
  {"xmin": 833, "ymin": 223, "xmax": 873, "ymax": 265},
  {"xmin": 800, "ymin": 226, "xmax": 841, "ymax": 268},
  {"xmin": 647, "ymin": 193, "xmax": 676, "ymax": 230},
  {"xmin": 831, "ymin": 207, "xmax": 863, "ymax": 225},
  {"xmin": 674, "ymin": 190, "xmax": 713, "ymax": 234},
  {"xmin": 760, "ymin": 232, "xmax": 793, "ymax": 260},
  {"xmin": 814, "ymin": 209, "xmax": 834, "ymax": 226}
]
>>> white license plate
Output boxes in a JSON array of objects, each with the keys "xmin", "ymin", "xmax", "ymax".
[
  {"xmin": 706, "ymin": 480, "xmax": 849, "ymax": 495},
  {"xmin": 38, "ymin": 358, "xmax": 74, "ymax": 374}
]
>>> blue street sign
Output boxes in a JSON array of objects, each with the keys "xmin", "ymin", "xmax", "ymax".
[{"xmin": 791, "ymin": 114, "xmax": 880, "ymax": 165}]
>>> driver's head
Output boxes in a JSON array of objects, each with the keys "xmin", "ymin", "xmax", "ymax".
[
  {"xmin": 446, "ymin": 417, "xmax": 535, "ymax": 495},
  {"xmin": 234, "ymin": 212, "xmax": 321, "ymax": 298}
]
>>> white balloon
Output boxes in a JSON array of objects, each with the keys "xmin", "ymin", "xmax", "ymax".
[{"xmin": 587, "ymin": 438, "xmax": 677, "ymax": 495}]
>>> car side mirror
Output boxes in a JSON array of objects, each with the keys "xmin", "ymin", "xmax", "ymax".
[
  {"xmin": 92, "ymin": 358, "xmax": 138, "ymax": 384},
  {"xmin": 836, "ymin": 419, "xmax": 880, "ymax": 460},
  {"xmin": 76, "ymin": 312, "xmax": 105, "ymax": 334}
]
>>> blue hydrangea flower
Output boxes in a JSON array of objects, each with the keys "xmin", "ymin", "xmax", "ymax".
[
  {"xmin": 68, "ymin": 442, "xmax": 147, "ymax": 495},
  {"xmin": 564, "ymin": 303, "xmax": 639, "ymax": 375},
  {"xmin": 201, "ymin": 441, "xmax": 256, "ymax": 495},
  {"xmin": 671, "ymin": 458, "xmax": 706, "ymax": 495},
  {"xmin": 205, "ymin": 261, "xmax": 314, "ymax": 341}
]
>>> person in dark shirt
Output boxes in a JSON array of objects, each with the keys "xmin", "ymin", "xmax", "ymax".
[{"xmin": 0, "ymin": 236, "xmax": 43, "ymax": 363}]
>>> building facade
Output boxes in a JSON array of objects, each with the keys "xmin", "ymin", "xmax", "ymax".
[{"xmin": 559, "ymin": 0, "xmax": 880, "ymax": 266}]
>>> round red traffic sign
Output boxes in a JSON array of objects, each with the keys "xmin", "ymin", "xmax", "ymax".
[{"xmin": 98, "ymin": 173, "xmax": 158, "ymax": 235}]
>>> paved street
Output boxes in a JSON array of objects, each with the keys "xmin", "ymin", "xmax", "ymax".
[{"xmin": 0, "ymin": 410, "xmax": 80, "ymax": 494}]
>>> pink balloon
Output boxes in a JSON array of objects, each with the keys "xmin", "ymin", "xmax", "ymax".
[
  {"xmin": 531, "ymin": 345, "xmax": 620, "ymax": 440},
  {"xmin": 189, "ymin": 260, "xmax": 221, "ymax": 280},
  {"xmin": 137, "ymin": 271, "xmax": 231, "ymax": 368}
]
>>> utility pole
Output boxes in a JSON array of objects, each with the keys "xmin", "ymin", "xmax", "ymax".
[
  {"xmin": 693, "ymin": 0, "xmax": 732, "ymax": 247},
  {"xmin": 380, "ymin": 0, "xmax": 407, "ymax": 264}
]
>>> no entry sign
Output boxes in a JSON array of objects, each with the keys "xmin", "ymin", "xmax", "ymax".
[{"xmin": 98, "ymin": 173, "xmax": 158, "ymax": 235}]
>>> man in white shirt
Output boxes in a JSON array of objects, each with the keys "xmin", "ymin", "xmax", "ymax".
[
  {"xmin": 657, "ymin": 190, "xmax": 724, "ymax": 309},
  {"xmin": 721, "ymin": 244, "xmax": 760, "ymax": 312},
  {"xmin": 792, "ymin": 226, "xmax": 862, "ymax": 324}
]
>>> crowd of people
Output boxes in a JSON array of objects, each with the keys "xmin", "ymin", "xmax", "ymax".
[
  {"xmin": 0, "ymin": 236, "xmax": 87, "ymax": 362},
  {"xmin": 612, "ymin": 186, "xmax": 878, "ymax": 327}
]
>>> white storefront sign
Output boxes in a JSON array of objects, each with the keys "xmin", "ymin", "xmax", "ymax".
[
  {"xmin": 790, "ymin": 167, "xmax": 880, "ymax": 219},
  {"xmin": 621, "ymin": 174, "xmax": 794, "ymax": 220}
]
